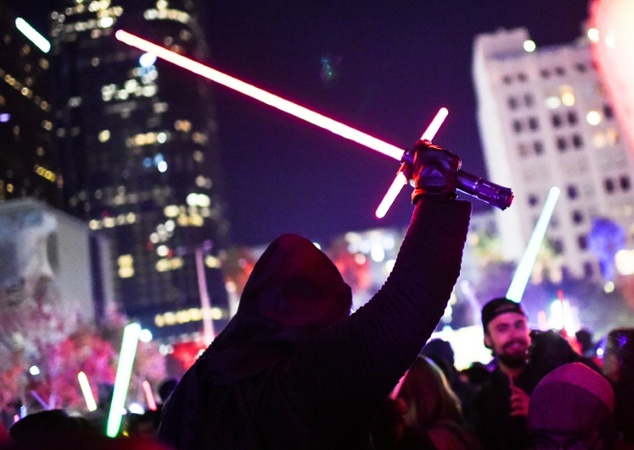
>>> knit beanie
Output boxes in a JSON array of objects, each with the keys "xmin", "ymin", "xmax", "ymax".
[{"xmin": 528, "ymin": 362, "xmax": 614, "ymax": 433}]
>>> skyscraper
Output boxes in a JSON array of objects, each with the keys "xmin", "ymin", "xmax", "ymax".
[
  {"xmin": 473, "ymin": 27, "xmax": 634, "ymax": 281},
  {"xmin": 50, "ymin": 0, "xmax": 229, "ymax": 339},
  {"xmin": 0, "ymin": 8, "xmax": 58, "ymax": 206}
]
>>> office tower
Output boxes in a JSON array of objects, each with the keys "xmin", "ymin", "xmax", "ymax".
[
  {"xmin": 50, "ymin": 0, "xmax": 229, "ymax": 339},
  {"xmin": 0, "ymin": 8, "xmax": 59, "ymax": 206},
  {"xmin": 473, "ymin": 28, "xmax": 634, "ymax": 280}
]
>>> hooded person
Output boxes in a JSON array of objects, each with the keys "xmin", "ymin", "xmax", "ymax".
[
  {"xmin": 528, "ymin": 362, "xmax": 616, "ymax": 450},
  {"xmin": 158, "ymin": 140, "xmax": 472, "ymax": 450}
]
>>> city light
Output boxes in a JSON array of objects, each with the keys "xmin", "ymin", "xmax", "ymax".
[
  {"xmin": 139, "ymin": 328, "xmax": 153, "ymax": 342},
  {"xmin": 139, "ymin": 53, "xmax": 157, "ymax": 68},
  {"xmin": 523, "ymin": 39, "xmax": 536, "ymax": 52},
  {"xmin": 15, "ymin": 18, "xmax": 51, "ymax": 53},
  {"xmin": 586, "ymin": 110, "xmax": 602, "ymax": 125}
]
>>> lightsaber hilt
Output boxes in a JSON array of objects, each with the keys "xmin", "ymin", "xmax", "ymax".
[
  {"xmin": 400, "ymin": 146, "xmax": 514, "ymax": 210},
  {"xmin": 456, "ymin": 171, "xmax": 514, "ymax": 210}
]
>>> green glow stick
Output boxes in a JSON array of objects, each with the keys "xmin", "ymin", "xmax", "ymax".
[{"xmin": 106, "ymin": 323, "xmax": 141, "ymax": 437}]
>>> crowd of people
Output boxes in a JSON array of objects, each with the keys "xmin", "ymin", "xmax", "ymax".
[{"xmin": 1, "ymin": 141, "xmax": 633, "ymax": 449}]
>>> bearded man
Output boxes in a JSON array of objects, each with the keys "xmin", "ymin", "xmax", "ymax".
[{"xmin": 471, "ymin": 298, "xmax": 532, "ymax": 450}]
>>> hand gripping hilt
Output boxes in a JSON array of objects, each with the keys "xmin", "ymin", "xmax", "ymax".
[{"xmin": 400, "ymin": 146, "xmax": 514, "ymax": 210}]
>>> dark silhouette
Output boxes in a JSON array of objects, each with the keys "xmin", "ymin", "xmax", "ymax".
[{"xmin": 158, "ymin": 141, "xmax": 472, "ymax": 449}]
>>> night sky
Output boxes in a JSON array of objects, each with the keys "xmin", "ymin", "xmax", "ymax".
[{"xmin": 6, "ymin": 0, "xmax": 591, "ymax": 246}]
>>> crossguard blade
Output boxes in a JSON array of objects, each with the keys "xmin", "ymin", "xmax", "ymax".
[
  {"xmin": 375, "ymin": 107, "xmax": 448, "ymax": 218},
  {"xmin": 114, "ymin": 31, "xmax": 513, "ymax": 217}
]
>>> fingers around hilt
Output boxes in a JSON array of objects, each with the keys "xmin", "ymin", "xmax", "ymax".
[{"xmin": 401, "ymin": 140, "xmax": 437, "ymax": 182}]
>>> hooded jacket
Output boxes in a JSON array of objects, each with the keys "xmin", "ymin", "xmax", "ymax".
[{"xmin": 159, "ymin": 196, "xmax": 471, "ymax": 449}]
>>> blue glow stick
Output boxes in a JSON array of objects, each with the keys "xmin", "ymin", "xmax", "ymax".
[{"xmin": 506, "ymin": 187, "xmax": 560, "ymax": 302}]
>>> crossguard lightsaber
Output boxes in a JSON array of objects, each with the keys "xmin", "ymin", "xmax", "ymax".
[{"xmin": 115, "ymin": 30, "xmax": 513, "ymax": 215}]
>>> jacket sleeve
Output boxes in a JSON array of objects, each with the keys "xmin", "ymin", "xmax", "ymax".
[{"xmin": 285, "ymin": 196, "xmax": 472, "ymax": 428}]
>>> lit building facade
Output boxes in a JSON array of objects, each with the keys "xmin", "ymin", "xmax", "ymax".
[
  {"xmin": 50, "ymin": 0, "xmax": 229, "ymax": 339},
  {"xmin": 473, "ymin": 28, "xmax": 634, "ymax": 281},
  {"xmin": 0, "ymin": 8, "xmax": 59, "ymax": 206}
]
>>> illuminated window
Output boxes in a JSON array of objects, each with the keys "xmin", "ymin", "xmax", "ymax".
[
  {"xmin": 587, "ymin": 27, "xmax": 600, "ymax": 42},
  {"xmin": 192, "ymin": 132, "xmax": 207, "ymax": 144},
  {"xmin": 586, "ymin": 110, "xmax": 601, "ymax": 125},
  {"xmin": 560, "ymin": 87, "xmax": 575, "ymax": 106},
  {"xmin": 118, "ymin": 254, "xmax": 135, "ymax": 278},
  {"xmin": 98, "ymin": 130, "xmax": 110, "ymax": 142},
  {"xmin": 545, "ymin": 95, "xmax": 561, "ymax": 109},
  {"xmin": 606, "ymin": 128, "xmax": 619, "ymax": 145},
  {"xmin": 174, "ymin": 120, "xmax": 192, "ymax": 132},
  {"xmin": 593, "ymin": 131, "xmax": 606, "ymax": 148},
  {"xmin": 193, "ymin": 150, "xmax": 204, "ymax": 163}
]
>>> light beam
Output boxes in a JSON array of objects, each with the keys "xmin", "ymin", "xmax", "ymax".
[
  {"xmin": 78, "ymin": 371, "xmax": 98, "ymax": 412},
  {"xmin": 142, "ymin": 380, "xmax": 158, "ymax": 411},
  {"xmin": 506, "ymin": 187, "xmax": 560, "ymax": 302},
  {"xmin": 15, "ymin": 18, "xmax": 50, "ymax": 53},
  {"xmin": 107, "ymin": 322, "xmax": 141, "ymax": 437},
  {"xmin": 115, "ymin": 30, "xmax": 404, "ymax": 161}
]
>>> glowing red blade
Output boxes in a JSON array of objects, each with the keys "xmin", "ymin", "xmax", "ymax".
[
  {"xmin": 420, "ymin": 107, "xmax": 448, "ymax": 141},
  {"xmin": 375, "ymin": 172, "xmax": 407, "ymax": 218},
  {"xmin": 115, "ymin": 30, "xmax": 404, "ymax": 161}
]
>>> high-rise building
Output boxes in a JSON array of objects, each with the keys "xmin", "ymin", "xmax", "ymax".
[
  {"xmin": 50, "ymin": 0, "xmax": 230, "ymax": 339},
  {"xmin": 473, "ymin": 27, "xmax": 634, "ymax": 281},
  {"xmin": 0, "ymin": 8, "xmax": 59, "ymax": 206}
]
